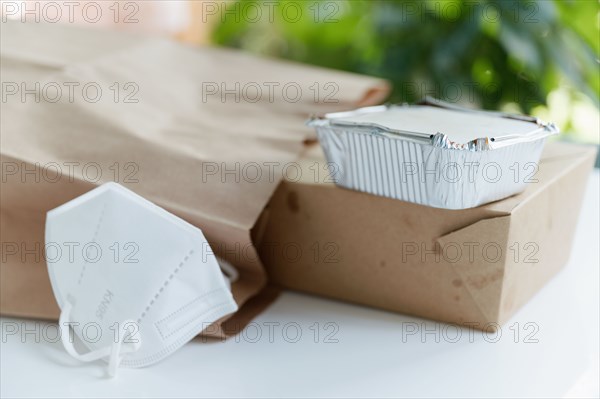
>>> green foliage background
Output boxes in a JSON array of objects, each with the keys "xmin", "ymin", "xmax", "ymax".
[{"xmin": 212, "ymin": 0, "xmax": 599, "ymax": 141}]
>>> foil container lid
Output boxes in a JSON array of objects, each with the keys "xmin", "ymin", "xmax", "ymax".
[{"xmin": 308, "ymin": 97, "xmax": 559, "ymax": 151}]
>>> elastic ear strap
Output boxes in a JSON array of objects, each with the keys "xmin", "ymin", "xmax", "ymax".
[
  {"xmin": 59, "ymin": 301, "xmax": 111, "ymax": 362},
  {"xmin": 59, "ymin": 300, "xmax": 141, "ymax": 377},
  {"xmin": 217, "ymin": 257, "xmax": 239, "ymax": 284},
  {"xmin": 107, "ymin": 323, "xmax": 139, "ymax": 377}
]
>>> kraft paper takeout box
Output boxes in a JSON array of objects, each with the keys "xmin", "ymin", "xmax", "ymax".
[
  {"xmin": 254, "ymin": 142, "xmax": 597, "ymax": 329},
  {"xmin": 0, "ymin": 21, "xmax": 389, "ymax": 336}
]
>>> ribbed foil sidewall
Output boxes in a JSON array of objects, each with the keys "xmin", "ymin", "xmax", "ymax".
[{"xmin": 316, "ymin": 127, "xmax": 547, "ymax": 209}]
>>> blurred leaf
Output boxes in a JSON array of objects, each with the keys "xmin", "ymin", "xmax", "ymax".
[{"xmin": 212, "ymin": 0, "xmax": 600, "ymax": 141}]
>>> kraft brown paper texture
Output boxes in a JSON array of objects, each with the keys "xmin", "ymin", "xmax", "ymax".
[
  {"xmin": 0, "ymin": 21, "xmax": 389, "ymax": 337},
  {"xmin": 259, "ymin": 142, "xmax": 596, "ymax": 330}
]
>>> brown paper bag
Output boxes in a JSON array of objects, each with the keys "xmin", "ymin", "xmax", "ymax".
[{"xmin": 0, "ymin": 21, "xmax": 389, "ymax": 337}]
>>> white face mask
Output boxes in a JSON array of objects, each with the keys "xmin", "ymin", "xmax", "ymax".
[{"xmin": 45, "ymin": 183, "xmax": 238, "ymax": 377}]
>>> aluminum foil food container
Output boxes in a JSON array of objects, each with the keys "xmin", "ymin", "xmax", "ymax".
[{"xmin": 308, "ymin": 97, "xmax": 559, "ymax": 209}]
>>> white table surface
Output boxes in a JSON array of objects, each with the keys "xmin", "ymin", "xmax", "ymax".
[{"xmin": 2, "ymin": 171, "xmax": 598, "ymax": 399}]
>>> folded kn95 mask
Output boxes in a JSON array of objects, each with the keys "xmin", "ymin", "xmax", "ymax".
[{"xmin": 45, "ymin": 182, "xmax": 238, "ymax": 376}]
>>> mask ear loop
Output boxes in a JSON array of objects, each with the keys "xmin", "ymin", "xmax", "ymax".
[
  {"xmin": 59, "ymin": 299, "xmax": 141, "ymax": 377},
  {"xmin": 216, "ymin": 257, "xmax": 239, "ymax": 288}
]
